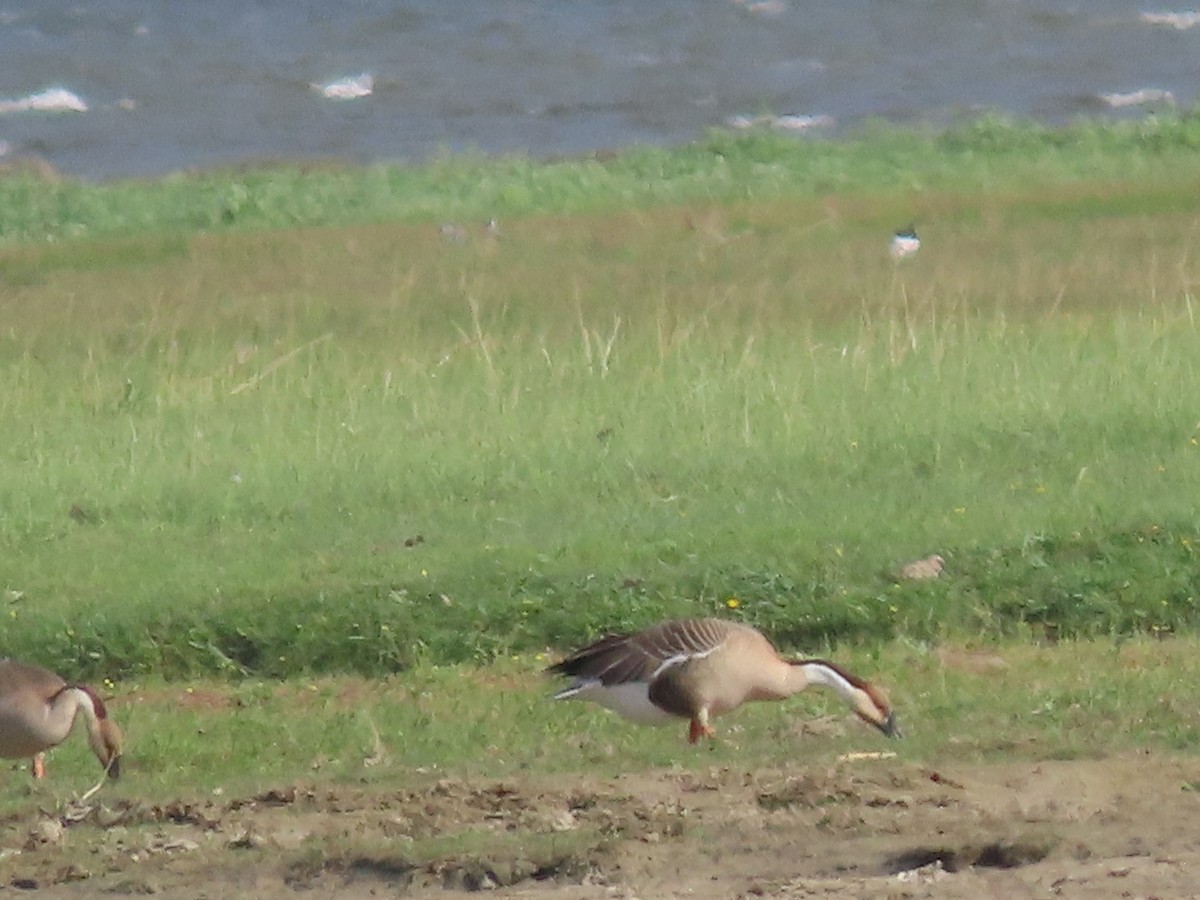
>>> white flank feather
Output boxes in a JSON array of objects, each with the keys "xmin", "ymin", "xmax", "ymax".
[{"xmin": 555, "ymin": 680, "xmax": 675, "ymax": 725}]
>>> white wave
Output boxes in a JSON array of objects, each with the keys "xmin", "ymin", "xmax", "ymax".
[
  {"xmin": 312, "ymin": 73, "xmax": 374, "ymax": 101},
  {"xmin": 0, "ymin": 87, "xmax": 88, "ymax": 115},
  {"xmin": 727, "ymin": 112, "xmax": 835, "ymax": 131},
  {"xmin": 771, "ymin": 113, "xmax": 835, "ymax": 131},
  {"xmin": 1099, "ymin": 88, "xmax": 1176, "ymax": 108},
  {"xmin": 731, "ymin": 0, "xmax": 787, "ymax": 15},
  {"xmin": 1140, "ymin": 10, "xmax": 1200, "ymax": 29}
]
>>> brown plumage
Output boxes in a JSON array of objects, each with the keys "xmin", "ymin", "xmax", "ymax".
[
  {"xmin": 547, "ymin": 619, "xmax": 900, "ymax": 743},
  {"xmin": 0, "ymin": 660, "xmax": 122, "ymax": 780}
]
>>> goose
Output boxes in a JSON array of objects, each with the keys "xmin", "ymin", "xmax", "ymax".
[
  {"xmin": 0, "ymin": 660, "xmax": 122, "ymax": 780},
  {"xmin": 547, "ymin": 618, "xmax": 900, "ymax": 743}
]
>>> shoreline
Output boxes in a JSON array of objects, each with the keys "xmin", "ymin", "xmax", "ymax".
[{"xmin": 3, "ymin": 112, "xmax": 1200, "ymax": 246}]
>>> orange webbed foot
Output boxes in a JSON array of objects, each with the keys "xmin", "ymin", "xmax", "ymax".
[
  {"xmin": 32, "ymin": 754, "xmax": 45, "ymax": 780},
  {"xmin": 687, "ymin": 720, "xmax": 717, "ymax": 744}
]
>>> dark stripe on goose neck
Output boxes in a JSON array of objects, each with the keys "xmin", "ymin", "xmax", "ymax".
[{"xmin": 50, "ymin": 683, "xmax": 108, "ymax": 719}]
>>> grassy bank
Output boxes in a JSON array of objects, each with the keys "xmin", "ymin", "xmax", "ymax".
[
  {"xmin": 5, "ymin": 113, "xmax": 1200, "ymax": 244},
  {"xmin": 1, "ymin": 120, "xmax": 1200, "ymax": 679},
  {"xmin": 5, "ymin": 634, "xmax": 1199, "ymax": 807}
]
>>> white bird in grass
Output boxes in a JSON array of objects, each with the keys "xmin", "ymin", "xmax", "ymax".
[
  {"xmin": 546, "ymin": 618, "xmax": 900, "ymax": 744},
  {"xmin": 0, "ymin": 660, "xmax": 123, "ymax": 780},
  {"xmin": 890, "ymin": 224, "xmax": 920, "ymax": 261}
]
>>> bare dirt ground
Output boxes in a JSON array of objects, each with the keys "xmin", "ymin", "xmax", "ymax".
[{"xmin": 3, "ymin": 750, "xmax": 1199, "ymax": 899}]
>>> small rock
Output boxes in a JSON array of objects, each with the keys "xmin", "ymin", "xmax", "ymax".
[
  {"xmin": 551, "ymin": 810, "xmax": 578, "ymax": 832},
  {"xmin": 898, "ymin": 554, "xmax": 945, "ymax": 581},
  {"xmin": 896, "ymin": 859, "xmax": 947, "ymax": 884},
  {"xmin": 28, "ymin": 818, "xmax": 64, "ymax": 847},
  {"xmin": 228, "ymin": 828, "xmax": 265, "ymax": 850}
]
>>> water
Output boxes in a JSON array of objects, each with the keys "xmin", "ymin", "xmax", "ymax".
[{"xmin": 0, "ymin": 0, "xmax": 1193, "ymax": 181}]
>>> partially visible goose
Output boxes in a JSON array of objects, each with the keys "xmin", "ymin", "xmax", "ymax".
[
  {"xmin": 0, "ymin": 660, "xmax": 122, "ymax": 780},
  {"xmin": 547, "ymin": 618, "xmax": 900, "ymax": 743}
]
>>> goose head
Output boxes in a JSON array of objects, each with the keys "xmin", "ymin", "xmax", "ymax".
[
  {"xmin": 854, "ymin": 681, "xmax": 901, "ymax": 738},
  {"xmin": 800, "ymin": 660, "xmax": 902, "ymax": 738}
]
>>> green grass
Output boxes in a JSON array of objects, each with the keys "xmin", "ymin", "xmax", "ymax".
[
  {"xmin": 5, "ymin": 633, "xmax": 1199, "ymax": 813},
  {"xmin": 6, "ymin": 112, "xmax": 1200, "ymax": 244},
  {"xmin": 1, "ymin": 118, "xmax": 1200, "ymax": 679}
]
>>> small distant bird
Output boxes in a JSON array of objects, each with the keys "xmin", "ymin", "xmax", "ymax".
[
  {"xmin": 546, "ymin": 618, "xmax": 900, "ymax": 743},
  {"xmin": 898, "ymin": 553, "xmax": 945, "ymax": 581},
  {"xmin": 0, "ymin": 660, "xmax": 123, "ymax": 780},
  {"xmin": 890, "ymin": 224, "xmax": 920, "ymax": 261}
]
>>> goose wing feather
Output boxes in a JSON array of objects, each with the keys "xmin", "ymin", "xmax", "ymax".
[{"xmin": 548, "ymin": 619, "xmax": 736, "ymax": 688}]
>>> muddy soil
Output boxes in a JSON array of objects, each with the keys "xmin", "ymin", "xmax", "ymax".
[{"xmin": 3, "ymin": 751, "xmax": 1199, "ymax": 898}]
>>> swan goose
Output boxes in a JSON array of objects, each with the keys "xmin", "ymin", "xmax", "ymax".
[
  {"xmin": 547, "ymin": 618, "xmax": 900, "ymax": 743},
  {"xmin": 0, "ymin": 659, "xmax": 122, "ymax": 779}
]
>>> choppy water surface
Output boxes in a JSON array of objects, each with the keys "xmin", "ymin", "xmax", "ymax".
[{"xmin": 0, "ymin": 0, "xmax": 1195, "ymax": 180}]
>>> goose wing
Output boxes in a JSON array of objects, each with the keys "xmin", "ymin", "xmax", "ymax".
[
  {"xmin": 0, "ymin": 660, "xmax": 66, "ymax": 708},
  {"xmin": 547, "ymin": 619, "xmax": 736, "ymax": 693}
]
